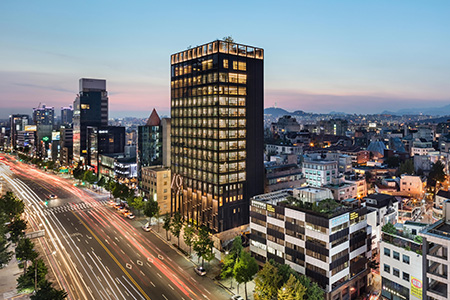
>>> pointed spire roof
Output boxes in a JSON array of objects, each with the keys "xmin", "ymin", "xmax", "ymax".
[{"xmin": 146, "ymin": 108, "xmax": 161, "ymax": 126}]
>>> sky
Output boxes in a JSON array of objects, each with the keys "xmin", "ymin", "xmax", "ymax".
[{"xmin": 0, "ymin": 1, "xmax": 449, "ymax": 118}]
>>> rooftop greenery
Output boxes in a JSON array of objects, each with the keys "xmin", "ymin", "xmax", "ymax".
[{"xmin": 280, "ymin": 196, "xmax": 345, "ymax": 218}]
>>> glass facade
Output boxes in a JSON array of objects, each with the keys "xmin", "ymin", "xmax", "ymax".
[{"xmin": 171, "ymin": 40, "xmax": 264, "ymax": 232}]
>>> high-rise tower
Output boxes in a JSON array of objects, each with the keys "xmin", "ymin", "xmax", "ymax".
[
  {"xmin": 170, "ymin": 40, "xmax": 264, "ymax": 232},
  {"xmin": 73, "ymin": 78, "xmax": 108, "ymax": 163}
]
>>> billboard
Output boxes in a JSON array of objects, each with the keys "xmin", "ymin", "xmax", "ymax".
[
  {"xmin": 52, "ymin": 132, "xmax": 60, "ymax": 141},
  {"xmin": 411, "ymin": 277, "xmax": 422, "ymax": 299},
  {"xmin": 25, "ymin": 125, "xmax": 37, "ymax": 132}
]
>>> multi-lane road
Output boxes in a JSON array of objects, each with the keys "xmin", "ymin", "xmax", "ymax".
[{"xmin": 0, "ymin": 155, "xmax": 230, "ymax": 300}]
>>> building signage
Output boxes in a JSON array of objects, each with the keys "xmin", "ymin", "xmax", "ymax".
[
  {"xmin": 411, "ymin": 277, "xmax": 422, "ymax": 299},
  {"xmin": 350, "ymin": 211, "xmax": 359, "ymax": 220},
  {"xmin": 25, "ymin": 125, "xmax": 37, "ymax": 132},
  {"xmin": 42, "ymin": 136, "xmax": 50, "ymax": 142},
  {"xmin": 266, "ymin": 204, "xmax": 275, "ymax": 213},
  {"xmin": 331, "ymin": 213, "xmax": 349, "ymax": 227},
  {"xmin": 251, "ymin": 200, "xmax": 266, "ymax": 210},
  {"xmin": 52, "ymin": 132, "xmax": 60, "ymax": 141}
]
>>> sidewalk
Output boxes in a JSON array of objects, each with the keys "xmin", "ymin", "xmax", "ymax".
[
  {"xmin": 0, "ymin": 244, "xmax": 30, "ymax": 300},
  {"xmin": 145, "ymin": 218, "xmax": 256, "ymax": 300}
]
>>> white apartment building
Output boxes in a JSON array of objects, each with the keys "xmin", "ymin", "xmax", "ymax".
[
  {"xmin": 250, "ymin": 190, "xmax": 370, "ymax": 300},
  {"xmin": 399, "ymin": 175, "xmax": 426, "ymax": 197},
  {"xmin": 380, "ymin": 222, "xmax": 425, "ymax": 300}
]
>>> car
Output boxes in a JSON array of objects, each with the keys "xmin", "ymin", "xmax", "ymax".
[
  {"xmin": 108, "ymin": 200, "xmax": 117, "ymax": 206},
  {"xmin": 48, "ymin": 194, "xmax": 57, "ymax": 199},
  {"xmin": 142, "ymin": 223, "xmax": 151, "ymax": 232},
  {"xmin": 194, "ymin": 266, "xmax": 206, "ymax": 276},
  {"xmin": 231, "ymin": 296, "xmax": 244, "ymax": 300},
  {"xmin": 119, "ymin": 206, "xmax": 128, "ymax": 213},
  {"xmin": 122, "ymin": 210, "xmax": 131, "ymax": 216},
  {"xmin": 127, "ymin": 213, "xmax": 135, "ymax": 219},
  {"xmin": 114, "ymin": 203, "xmax": 122, "ymax": 209}
]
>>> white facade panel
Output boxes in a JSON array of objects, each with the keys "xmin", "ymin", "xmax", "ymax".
[
  {"xmin": 266, "ymin": 216, "xmax": 285, "ymax": 228},
  {"xmin": 250, "ymin": 222, "xmax": 267, "ymax": 234},
  {"xmin": 285, "ymin": 234, "xmax": 305, "ymax": 249},
  {"xmin": 285, "ymin": 207, "xmax": 305, "ymax": 221}
]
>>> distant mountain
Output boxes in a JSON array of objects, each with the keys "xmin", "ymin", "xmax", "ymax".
[
  {"xmin": 264, "ymin": 107, "xmax": 290, "ymax": 118},
  {"xmin": 382, "ymin": 104, "xmax": 450, "ymax": 116}
]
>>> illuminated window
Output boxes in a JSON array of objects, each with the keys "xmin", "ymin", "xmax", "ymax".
[
  {"xmin": 223, "ymin": 59, "xmax": 228, "ymax": 68},
  {"xmin": 81, "ymin": 104, "xmax": 90, "ymax": 109},
  {"xmin": 238, "ymin": 62, "xmax": 246, "ymax": 71}
]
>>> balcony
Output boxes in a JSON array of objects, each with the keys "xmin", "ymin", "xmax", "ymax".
[
  {"xmin": 428, "ymin": 280, "xmax": 447, "ymax": 298},
  {"xmin": 428, "ymin": 261, "xmax": 448, "ymax": 280},
  {"xmin": 428, "ymin": 244, "xmax": 448, "ymax": 261}
]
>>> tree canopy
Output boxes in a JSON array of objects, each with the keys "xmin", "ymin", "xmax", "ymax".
[{"xmin": 233, "ymin": 250, "xmax": 258, "ymax": 300}]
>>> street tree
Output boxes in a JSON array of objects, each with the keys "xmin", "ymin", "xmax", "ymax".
[
  {"xmin": 397, "ymin": 159, "xmax": 414, "ymax": 176},
  {"xmin": 429, "ymin": 160, "xmax": 446, "ymax": 184},
  {"xmin": 193, "ymin": 226, "xmax": 214, "ymax": 268},
  {"xmin": 183, "ymin": 223, "xmax": 195, "ymax": 256},
  {"xmin": 15, "ymin": 238, "xmax": 38, "ymax": 274},
  {"xmin": 31, "ymin": 280, "xmax": 67, "ymax": 300},
  {"xmin": 220, "ymin": 236, "xmax": 243, "ymax": 287},
  {"xmin": 297, "ymin": 275, "xmax": 324, "ymax": 300},
  {"xmin": 17, "ymin": 258, "xmax": 48, "ymax": 293},
  {"xmin": 233, "ymin": 250, "xmax": 258, "ymax": 300},
  {"xmin": 143, "ymin": 198, "xmax": 159, "ymax": 222},
  {"xmin": 112, "ymin": 182, "xmax": 132, "ymax": 200},
  {"xmin": 162, "ymin": 214, "xmax": 172, "ymax": 240},
  {"xmin": 83, "ymin": 170, "xmax": 97, "ymax": 186},
  {"xmin": 277, "ymin": 274, "xmax": 306, "ymax": 300},
  {"xmin": 0, "ymin": 234, "xmax": 12, "ymax": 269},
  {"xmin": 170, "ymin": 211, "xmax": 183, "ymax": 248},
  {"xmin": 254, "ymin": 260, "xmax": 281, "ymax": 300},
  {"xmin": 0, "ymin": 191, "xmax": 24, "ymax": 220},
  {"xmin": 8, "ymin": 218, "xmax": 27, "ymax": 244}
]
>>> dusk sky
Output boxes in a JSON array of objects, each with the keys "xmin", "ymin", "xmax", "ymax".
[{"xmin": 1, "ymin": 1, "xmax": 449, "ymax": 118}]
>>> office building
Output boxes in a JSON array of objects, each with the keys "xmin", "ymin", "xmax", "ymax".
[
  {"xmin": 170, "ymin": 40, "xmax": 264, "ymax": 232},
  {"xmin": 60, "ymin": 126, "xmax": 73, "ymax": 166},
  {"xmin": 420, "ymin": 200, "xmax": 450, "ymax": 300},
  {"xmin": 33, "ymin": 104, "xmax": 54, "ymax": 126},
  {"xmin": 61, "ymin": 106, "xmax": 73, "ymax": 126},
  {"xmin": 9, "ymin": 114, "xmax": 31, "ymax": 149},
  {"xmin": 137, "ymin": 109, "xmax": 163, "ymax": 177},
  {"xmin": 87, "ymin": 126, "xmax": 125, "ymax": 172},
  {"xmin": 73, "ymin": 78, "xmax": 108, "ymax": 163},
  {"xmin": 250, "ymin": 190, "xmax": 370, "ymax": 300}
]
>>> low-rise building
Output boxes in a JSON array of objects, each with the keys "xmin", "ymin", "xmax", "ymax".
[
  {"xmin": 250, "ymin": 190, "xmax": 370, "ymax": 300},
  {"xmin": 325, "ymin": 178, "xmax": 357, "ymax": 201},
  {"xmin": 303, "ymin": 155, "xmax": 338, "ymax": 187},
  {"xmin": 140, "ymin": 166, "xmax": 171, "ymax": 215},
  {"xmin": 364, "ymin": 193, "xmax": 399, "ymax": 254},
  {"xmin": 380, "ymin": 222, "xmax": 425, "ymax": 300},
  {"xmin": 399, "ymin": 175, "xmax": 426, "ymax": 197},
  {"xmin": 420, "ymin": 200, "xmax": 450, "ymax": 300}
]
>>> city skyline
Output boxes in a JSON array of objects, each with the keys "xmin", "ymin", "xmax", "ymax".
[{"xmin": 1, "ymin": 1, "xmax": 449, "ymax": 118}]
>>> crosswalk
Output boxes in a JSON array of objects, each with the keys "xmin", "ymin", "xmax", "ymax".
[{"xmin": 40, "ymin": 199, "xmax": 109, "ymax": 215}]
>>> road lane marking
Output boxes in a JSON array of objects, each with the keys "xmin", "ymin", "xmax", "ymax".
[
  {"xmin": 157, "ymin": 273, "xmax": 162, "ymax": 278},
  {"xmin": 168, "ymin": 284, "xmax": 174, "ymax": 290},
  {"xmin": 137, "ymin": 260, "xmax": 143, "ymax": 266},
  {"xmin": 162, "ymin": 294, "xmax": 168, "ymax": 300},
  {"xmin": 126, "ymin": 263, "xmax": 132, "ymax": 269},
  {"xmin": 150, "ymin": 281, "xmax": 155, "ymax": 287},
  {"xmin": 70, "ymin": 211, "xmax": 152, "ymax": 300},
  {"xmin": 140, "ymin": 270, "xmax": 145, "ymax": 276}
]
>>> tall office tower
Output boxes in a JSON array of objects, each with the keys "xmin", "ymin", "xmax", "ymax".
[
  {"xmin": 9, "ymin": 114, "xmax": 30, "ymax": 149},
  {"xmin": 137, "ymin": 109, "xmax": 162, "ymax": 173},
  {"xmin": 33, "ymin": 104, "xmax": 54, "ymax": 126},
  {"xmin": 61, "ymin": 106, "xmax": 73, "ymax": 126},
  {"xmin": 170, "ymin": 40, "xmax": 264, "ymax": 232},
  {"xmin": 73, "ymin": 78, "xmax": 108, "ymax": 163}
]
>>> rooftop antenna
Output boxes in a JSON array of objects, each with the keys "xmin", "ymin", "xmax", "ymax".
[{"xmin": 274, "ymin": 102, "xmax": 277, "ymax": 108}]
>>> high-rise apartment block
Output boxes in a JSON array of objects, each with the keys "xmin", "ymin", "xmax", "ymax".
[
  {"xmin": 33, "ymin": 104, "xmax": 54, "ymax": 126},
  {"xmin": 73, "ymin": 78, "xmax": 108, "ymax": 163},
  {"xmin": 170, "ymin": 40, "xmax": 264, "ymax": 232},
  {"xmin": 137, "ymin": 109, "xmax": 164, "ymax": 178}
]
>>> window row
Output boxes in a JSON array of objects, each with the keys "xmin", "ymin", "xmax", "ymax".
[
  {"xmin": 383, "ymin": 247, "xmax": 410, "ymax": 264},
  {"xmin": 172, "ymin": 72, "xmax": 247, "ymax": 88},
  {"xmin": 172, "ymin": 96, "xmax": 246, "ymax": 107},
  {"xmin": 383, "ymin": 264, "xmax": 410, "ymax": 281},
  {"xmin": 172, "ymin": 149, "xmax": 246, "ymax": 163},
  {"xmin": 171, "ymin": 128, "xmax": 246, "ymax": 140},
  {"xmin": 172, "ymin": 85, "xmax": 247, "ymax": 97},
  {"xmin": 172, "ymin": 107, "xmax": 245, "ymax": 118},
  {"xmin": 171, "ymin": 118, "xmax": 246, "ymax": 129}
]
